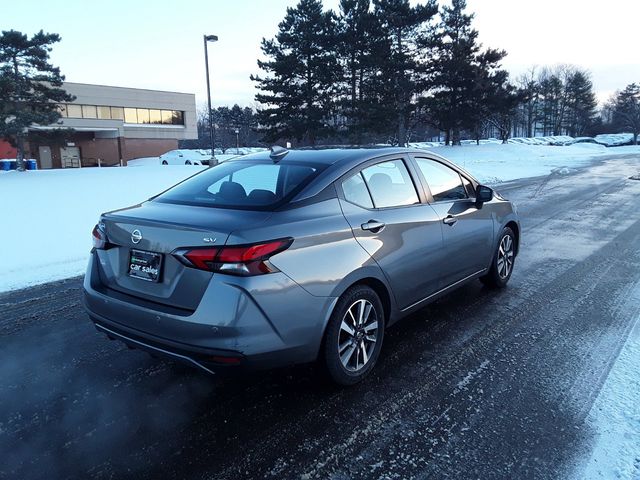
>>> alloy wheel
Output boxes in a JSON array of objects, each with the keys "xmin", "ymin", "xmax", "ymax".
[
  {"xmin": 497, "ymin": 234, "xmax": 514, "ymax": 279},
  {"xmin": 338, "ymin": 299, "xmax": 379, "ymax": 372}
]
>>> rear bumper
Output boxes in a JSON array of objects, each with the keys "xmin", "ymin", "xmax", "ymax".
[
  {"xmin": 83, "ymin": 252, "xmax": 337, "ymax": 372},
  {"xmin": 91, "ymin": 319, "xmax": 235, "ymax": 374}
]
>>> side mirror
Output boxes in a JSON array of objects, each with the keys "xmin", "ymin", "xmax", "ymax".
[{"xmin": 475, "ymin": 185, "xmax": 493, "ymax": 207}]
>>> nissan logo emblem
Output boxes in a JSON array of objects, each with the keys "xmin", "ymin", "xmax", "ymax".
[{"xmin": 131, "ymin": 229, "xmax": 142, "ymax": 244}]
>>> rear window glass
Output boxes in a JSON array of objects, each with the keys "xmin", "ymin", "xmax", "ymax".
[{"xmin": 154, "ymin": 161, "xmax": 322, "ymax": 209}]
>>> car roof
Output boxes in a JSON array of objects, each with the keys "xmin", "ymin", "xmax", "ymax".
[{"xmin": 237, "ymin": 146, "xmax": 415, "ymax": 168}]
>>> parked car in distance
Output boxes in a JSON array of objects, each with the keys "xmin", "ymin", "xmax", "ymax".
[
  {"xmin": 572, "ymin": 137, "xmax": 597, "ymax": 144},
  {"xmin": 83, "ymin": 147, "xmax": 521, "ymax": 385},
  {"xmin": 159, "ymin": 149, "xmax": 213, "ymax": 165}
]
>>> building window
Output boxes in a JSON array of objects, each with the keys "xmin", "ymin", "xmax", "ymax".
[
  {"xmin": 171, "ymin": 111, "xmax": 184, "ymax": 125},
  {"xmin": 136, "ymin": 108, "xmax": 150, "ymax": 124},
  {"xmin": 66, "ymin": 104, "xmax": 82, "ymax": 118},
  {"xmin": 124, "ymin": 107, "xmax": 137, "ymax": 123},
  {"xmin": 149, "ymin": 109, "xmax": 162, "ymax": 124},
  {"xmin": 111, "ymin": 107, "xmax": 124, "ymax": 120},
  {"xmin": 161, "ymin": 110, "xmax": 173, "ymax": 124},
  {"xmin": 82, "ymin": 105, "xmax": 98, "ymax": 119},
  {"xmin": 97, "ymin": 106, "xmax": 111, "ymax": 120},
  {"xmin": 59, "ymin": 104, "xmax": 184, "ymax": 125}
]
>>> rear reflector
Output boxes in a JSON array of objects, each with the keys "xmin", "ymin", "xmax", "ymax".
[
  {"xmin": 209, "ymin": 356, "xmax": 242, "ymax": 365},
  {"xmin": 174, "ymin": 238, "xmax": 293, "ymax": 276}
]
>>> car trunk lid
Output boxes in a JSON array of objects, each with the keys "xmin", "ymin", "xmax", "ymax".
[{"xmin": 95, "ymin": 201, "xmax": 272, "ymax": 311}]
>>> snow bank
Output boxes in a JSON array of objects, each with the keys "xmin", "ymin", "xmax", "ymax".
[
  {"xmin": 422, "ymin": 143, "xmax": 614, "ymax": 184},
  {"xmin": 0, "ymin": 166, "xmax": 203, "ymax": 292}
]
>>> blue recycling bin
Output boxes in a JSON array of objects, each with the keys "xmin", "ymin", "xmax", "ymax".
[
  {"xmin": 26, "ymin": 159, "xmax": 38, "ymax": 170},
  {"xmin": 8, "ymin": 160, "xmax": 17, "ymax": 170},
  {"xmin": 0, "ymin": 160, "xmax": 10, "ymax": 171}
]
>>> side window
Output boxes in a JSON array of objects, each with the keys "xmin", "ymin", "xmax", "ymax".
[
  {"xmin": 361, "ymin": 159, "xmax": 419, "ymax": 208},
  {"xmin": 415, "ymin": 159, "xmax": 468, "ymax": 202},
  {"xmin": 342, "ymin": 172, "xmax": 374, "ymax": 209}
]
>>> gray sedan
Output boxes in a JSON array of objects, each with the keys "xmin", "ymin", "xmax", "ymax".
[{"xmin": 83, "ymin": 147, "xmax": 520, "ymax": 385}]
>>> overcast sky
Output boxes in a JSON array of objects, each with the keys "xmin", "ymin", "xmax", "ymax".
[{"xmin": 6, "ymin": 0, "xmax": 639, "ymax": 108}]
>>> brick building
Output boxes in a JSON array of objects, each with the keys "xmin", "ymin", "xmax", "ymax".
[
  {"xmin": 26, "ymin": 82, "xmax": 197, "ymax": 168},
  {"xmin": 0, "ymin": 139, "xmax": 17, "ymax": 159}
]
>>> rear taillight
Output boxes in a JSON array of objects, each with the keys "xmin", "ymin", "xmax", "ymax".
[
  {"xmin": 174, "ymin": 238, "xmax": 293, "ymax": 276},
  {"xmin": 92, "ymin": 222, "xmax": 110, "ymax": 249}
]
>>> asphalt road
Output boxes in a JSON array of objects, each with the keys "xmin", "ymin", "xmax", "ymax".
[{"xmin": 2, "ymin": 155, "xmax": 640, "ymax": 480}]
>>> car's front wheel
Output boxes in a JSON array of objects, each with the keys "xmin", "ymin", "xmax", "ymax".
[
  {"xmin": 480, "ymin": 226, "xmax": 516, "ymax": 288},
  {"xmin": 322, "ymin": 285, "xmax": 385, "ymax": 386}
]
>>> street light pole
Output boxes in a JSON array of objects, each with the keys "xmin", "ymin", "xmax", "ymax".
[{"xmin": 203, "ymin": 34, "xmax": 218, "ymax": 165}]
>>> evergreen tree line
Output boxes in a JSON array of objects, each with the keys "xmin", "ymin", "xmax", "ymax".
[
  {"xmin": 510, "ymin": 65, "xmax": 598, "ymax": 138},
  {"xmin": 601, "ymin": 83, "xmax": 640, "ymax": 144},
  {"xmin": 249, "ymin": 0, "xmax": 606, "ymax": 146}
]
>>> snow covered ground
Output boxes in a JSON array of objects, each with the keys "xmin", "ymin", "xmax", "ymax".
[
  {"xmin": 575, "ymin": 283, "xmax": 640, "ymax": 479},
  {"xmin": 1, "ymin": 143, "xmax": 639, "ymax": 293},
  {"xmin": 0, "ymin": 166, "xmax": 203, "ymax": 292}
]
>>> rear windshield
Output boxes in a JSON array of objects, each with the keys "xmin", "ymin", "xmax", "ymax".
[{"xmin": 153, "ymin": 160, "xmax": 323, "ymax": 209}]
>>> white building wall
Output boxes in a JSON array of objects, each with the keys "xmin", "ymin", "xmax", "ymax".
[{"xmin": 58, "ymin": 82, "xmax": 197, "ymax": 140}]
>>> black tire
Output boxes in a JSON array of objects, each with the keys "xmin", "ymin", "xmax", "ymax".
[
  {"xmin": 480, "ymin": 226, "xmax": 516, "ymax": 288},
  {"xmin": 161, "ymin": 160, "xmax": 168, "ymax": 165},
  {"xmin": 185, "ymin": 160, "xmax": 192, "ymax": 165},
  {"xmin": 322, "ymin": 285, "xmax": 385, "ymax": 386}
]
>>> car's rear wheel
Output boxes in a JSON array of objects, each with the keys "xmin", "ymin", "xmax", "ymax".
[
  {"xmin": 322, "ymin": 285, "xmax": 385, "ymax": 386},
  {"xmin": 480, "ymin": 226, "xmax": 516, "ymax": 288}
]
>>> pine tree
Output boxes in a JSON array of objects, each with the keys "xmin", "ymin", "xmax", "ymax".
[
  {"xmin": 563, "ymin": 69, "xmax": 597, "ymax": 136},
  {"xmin": 0, "ymin": 30, "xmax": 74, "ymax": 171},
  {"xmin": 251, "ymin": 0, "xmax": 341, "ymax": 145},
  {"xmin": 425, "ymin": 0, "xmax": 507, "ymax": 145},
  {"xmin": 336, "ymin": 0, "xmax": 391, "ymax": 143},
  {"xmin": 534, "ymin": 66, "xmax": 597, "ymax": 137},
  {"xmin": 484, "ymin": 74, "xmax": 523, "ymax": 143},
  {"xmin": 514, "ymin": 68, "xmax": 541, "ymax": 137},
  {"xmin": 537, "ymin": 69, "xmax": 563, "ymax": 136},
  {"xmin": 373, "ymin": 0, "xmax": 437, "ymax": 146},
  {"xmin": 612, "ymin": 83, "xmax": 640, "ymax": 144}
]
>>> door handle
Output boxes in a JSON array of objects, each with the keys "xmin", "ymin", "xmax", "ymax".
[
  {"xmin": 361, "ymin": 220, "xmax": 386, "ymax": 232},
  {"xmin": 443, "ymin": 215, "xmax": 458, "ymax": 226}
]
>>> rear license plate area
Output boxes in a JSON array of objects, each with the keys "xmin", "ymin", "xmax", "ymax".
[{"xmin": 128, "ymin": 249, "xmax": 163, "ymax": 282}]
